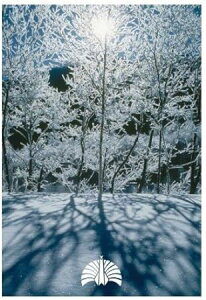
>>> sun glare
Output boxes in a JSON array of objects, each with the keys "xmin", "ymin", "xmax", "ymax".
[{"xmin": 91, "ymin": 15, "xmax": 116, "ymax": 42}]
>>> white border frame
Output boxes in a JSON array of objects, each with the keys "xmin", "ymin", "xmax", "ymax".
[{"xmin": 1, "ymin": 1, "xmax": 205, "ymax": 299}]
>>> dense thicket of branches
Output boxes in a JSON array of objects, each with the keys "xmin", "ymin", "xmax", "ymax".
[{"xmin": 2, "ymin": 5, "xmax": 201, "ymax": 195}]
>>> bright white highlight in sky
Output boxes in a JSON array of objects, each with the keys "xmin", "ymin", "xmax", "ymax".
[{"xmin": 91, "ymin": 15, "xmax": 116, "ymax": 42}]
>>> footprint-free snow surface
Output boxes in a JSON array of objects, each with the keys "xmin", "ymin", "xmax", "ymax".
[{"xmin": 2, "ymin": 193, "xmax": 201, "ymax": 296}]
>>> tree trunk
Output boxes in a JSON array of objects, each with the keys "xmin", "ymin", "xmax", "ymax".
[
  {"xmin": 166, "ymin": 163, "xmax": 170, "ymax": 194},
  {"xmin": 28, "ymin": 147, "xmax": 33, "ymax": 190},
  {"xmin": 138, "ymin": 130, "xmax": 153, "ymax": 193},
  {"xmin": 98, "ymin": 36, "xmax": 107, "ymax": 208},
  {"xmin": 29, "ymin": 157, "xmax": 33, "ymax": 177},
  {"xmin": 2, "ymin": 137, "xmax": 11, "ymax": 192},
  {"xmin": 75, "ymin": 135, "xmax": 85, "ymax": 195},
  {"xmin": 37, "ymin": 168, "xmax": 44, "ymax": 192},
  {"xmin": 2, "ymin": 85, "xmax": 11, "ymax": 192},
  {"xmin": 162, "ymin": 130, "xmax": 171, "ymax": 195},
  {"xmin": 194, "ymin": 164, "xmax": 201, "ymax": 192},
  {"xmin": 190, "ymin": 133, "xmax": 197, "ymax": 194},
  {"xmin": 157, "ymin": 126, "xmax": 162, "ymax": 194}
]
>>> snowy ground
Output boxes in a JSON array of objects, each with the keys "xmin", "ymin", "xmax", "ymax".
[{"xmin": 2, "ymin": 193, "xmax": 201, "ymax": 296}]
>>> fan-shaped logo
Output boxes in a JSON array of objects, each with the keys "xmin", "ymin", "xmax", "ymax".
[{"xmin": 81, "ymin": 256, "xmax": 122, "ymax": 286}]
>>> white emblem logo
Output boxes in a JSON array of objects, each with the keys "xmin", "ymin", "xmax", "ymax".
[{"xmin": 81, "ymin": 256, "xmax": 122, "ymax": 286}]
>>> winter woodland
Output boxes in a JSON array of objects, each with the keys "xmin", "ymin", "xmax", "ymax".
[
  {"xmin": 3, "ymin": 5, "xmax": 201, "ymax": 198},
  {"xmin": 2, "ymin": 5, "xmax": 201, "ymax": 297},
  {"xmin": 2, "ymin": 5, "xmax": 201, "ymax": 197}
]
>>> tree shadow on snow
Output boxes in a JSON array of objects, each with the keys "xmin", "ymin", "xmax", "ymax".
[{"xmin": 2, "ymin": 193, "xmax": 201, "ymax": 296}]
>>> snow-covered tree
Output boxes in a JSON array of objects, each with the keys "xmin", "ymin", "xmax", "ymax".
[
  {"xmin": 127, "ymin": 5, "xmax": 201, "ymax": 193},
  {"xmin": 2, "ymin": 5, "xmax": 49, "ymax": 191},
  {"xmin": 8, "ymin": 69, "xmax": 62, "ymax": 191}
]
